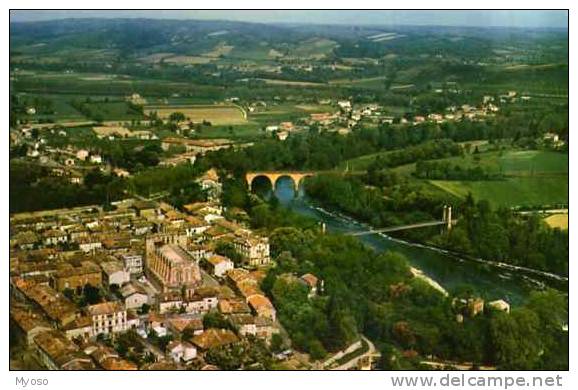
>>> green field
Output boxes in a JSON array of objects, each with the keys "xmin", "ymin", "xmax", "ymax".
[
  {"xmin": 430, "ymin": 176, "xmax": 568, "ymax": 208},
  {"xmin": 426, "ymin": 149, "xmax": 568, "ymax": 207},
  {"xmin": 340, "ymin": 147, "xmax": 568, "ymax": 208}
]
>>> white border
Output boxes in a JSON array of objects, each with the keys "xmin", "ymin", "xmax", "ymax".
[{"xmin": 1, "ymin": 3, "xmax": 574, "ymax": 390}]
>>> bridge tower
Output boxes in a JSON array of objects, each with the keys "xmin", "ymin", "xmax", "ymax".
[{"xmin": 442, "ymin": 205, "xmax": 452, "ymax": 231}]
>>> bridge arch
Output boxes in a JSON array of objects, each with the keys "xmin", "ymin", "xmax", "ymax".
[
  {"xmin": 246, "ymin": 171, "xmax": 314, "ymax": 192},
  {"xmin": 247, "ymin": 174, "xmax": 274, "ymax": 193}
]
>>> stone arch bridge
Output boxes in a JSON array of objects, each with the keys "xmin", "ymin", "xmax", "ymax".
[{"xmin": 246, "ymin": 171, "xmax": 315, "ymax": 191}]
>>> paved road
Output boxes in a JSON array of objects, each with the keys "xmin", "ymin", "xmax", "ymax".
[{"xmin": 329, "ymin": 336, "xmax": 379, "ymax": 371}]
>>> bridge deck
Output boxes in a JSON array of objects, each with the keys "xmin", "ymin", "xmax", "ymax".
[{"xmin": 346, "ymin": 220, "xmax": 456, "ymax": 236}]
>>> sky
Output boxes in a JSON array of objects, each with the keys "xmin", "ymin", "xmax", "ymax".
[{"xmin": 9, "ymin": 10, "xmax": 568, "ymax": 29}]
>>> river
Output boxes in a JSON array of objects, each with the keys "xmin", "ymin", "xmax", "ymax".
[{"xmin": 268, "ymin": 177, "xmax": 567, "ymax": 306}]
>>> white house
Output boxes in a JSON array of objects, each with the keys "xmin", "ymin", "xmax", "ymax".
[
  {"xmin": 229, "ymin": 314, "xmax": 257, "ymax": 336},
  {"xmin": 86, "ymin": 302, "xmax": 128, "ymax": 336},
  {"xmin": 167, "ymin": 341, "xmax": 197, "ymax": 363},
  {"xmin": 121, "ymin": 253, "xmax": 143, "ymax": 275},
  {"xmin": 100, "ymin": 261, "xmax": 130, "ymax": 286},
  {"xmin": 488, "ymin": 299, "xmax": 510, "ymax": 313},
  {"xmin": 205, "ymin": 255, "xmax": 234, "ymax": 277},
  {"xmin": 76, "ymin": 149, "xmax": 89, "ymax": 161},
  {"xmin": 233, "ymin": 235, "xmax": 271, "ymax": 266},
  {"xmin": 89, "ymin": 154, "xmax": 103, "ymax": 164},
  {"xmin": 120, "ymin": 283, "xmax": 149, "ymax": 310}
]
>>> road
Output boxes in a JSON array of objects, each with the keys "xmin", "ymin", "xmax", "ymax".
[{"xmin": 329, "ymin": 336, "xmax": 379, "ymax": 371}]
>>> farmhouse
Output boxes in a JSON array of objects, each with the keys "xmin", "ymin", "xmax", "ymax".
[{"xmin": 160, "ymin": 137, "xmax": 235, "ymax": 154}]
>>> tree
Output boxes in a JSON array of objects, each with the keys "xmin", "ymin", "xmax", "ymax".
[
  {"xmin": 490, "ymin": 309, "xmax": 542, "ymax": 369},
  {"xmin": 169, "ymin": 111, "xmax": 185, "ymax": 123},
  {"xmin": 203, "ymin": 311, "xmax": 235, "ymax": 332},
  {"xmin": 82, "ymin": 284, "xmax": 102, "ymax": 305},
  {"xmin": 270, "ymin": 333, "xmax": 284, "ymax": 353}
]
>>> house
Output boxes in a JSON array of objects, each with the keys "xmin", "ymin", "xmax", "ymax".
[
  {"xmin": 184, "ymin": 216, "xmax": 211, "ymax": 236},
  {"xmin": 160, "ymin": 137, "xmax": 234, "ymax": 154},
  {"xmin": 229, "ymin": 314, "xmax": 257, "ymax": 336},
  {"xmin": 121, "ymin": 253, "xmax": 143, "ymax": 276},
  {"xmin": 120, "ymin": 283, "xmax": 149, "ymax": 310},
  {"xmin": 158, "ymin": 292, "xmax": 183, "ymax": 314},
  {"xmin": 113, "ymin": 168, "xmax": 131, "ymax": 178},
  {"xmin": 166, "ymin": 317, "xmax": 203, "ymax": 336},
  {"xmin": 187, "ymin": 244, "xmax": 212, "ymax": 262},
  {"xmin": 300, "ymin": 273, "xmax": 319, "ymax": 298},
  {"xmin": 185, "ymin": 318, "xmax": 205, "ymax": 336},
  {"xmin": 69, "ymin": 172, "xmax": 84, "ymax": 185},
  {"xmin": 196, "ymin": 168, "xmax": 222, "ymax": 200},
  {"xmin": 276, "ymin": 131, "xmax": 289, "ymax": 141},
  {"xmin": 337, "ymin": 100, "xmax": 352, "ymax": 110},
  {"xmin": 279, "ymin": 122, "xmax": 294, "ymax": 132},
  {"xmin": 133, "ymin": 201, "xmax": 158, "ymax": 218},
  {"xmin": 10, "ymin": 306, "xmax": 53, "ymax": 345},
  {"xmin": 89, "ymin": 154, "xmax": 102, "ymax": 164},
  {"xmin": 83, "ymin": 343, "xmax": 138, "ymax": 370},
  {"xmin": 86, "ymin": 301, "xmax": 128, "ymax": 336},
  {"xmin": 247, "ymin": 294, "xmax": 276, "ymax": 321},
  {"xmin": 62, "ymin": 316, "xmax": 93, "ymax": 340},
  {"xmin": 76, "ymin": 149, "xmax": 89, "ymax": 161},
  {"xmin": 33, "ymin": 330, "xmax": 95, "ymax": 370},
  {"xmin": 233, "ymin": 235, "xmax": 271, "ymax": 266},
  {"xmin": 42, "ymin": 229, "xmax": 68, "ymax": 246},
  {"xmin": 205, "ymin": 254, "xmax": 234, "ymax": 277},
  {"xmin": 100, "ymin": 260, "xmax": 130, "ymax": 286},
  {"xmin": 167, "ymin": 341, "xmax": 197, "ymax": 363},
  {"xmin": 191, "ymin": 328, "xmax": 238, "ymax": 351},
  {"xmin": 11, "ymin": 230, "xmax": 39, "ymax": 250},
  {"xmin": 184, "ymin": 287, "xmax": 219, "ymax": 314},
  {"xmin": 488, "ymin": 299, "xmax": 510, "ymax": 313},
  {"xmin": 467, "ymin": 298, "xmax": 485, "ymax": 317},
  {"xmin": 255, "ymin": 316, "xmax": 279, "ymax": 340},
  {"xmin": 77, "ymin": 236, "xmax": 102, "ymax": 253},
  {"xmin": 18, "ymin": 283, "xmax": 77, "ymax": 327},
  {"xmin": 218, "ymin": 298, "xmax": 251, "ymax": 316},
  {"xmin": 52, "ymin": 260, "xmax": 102, "ymax": 291}
]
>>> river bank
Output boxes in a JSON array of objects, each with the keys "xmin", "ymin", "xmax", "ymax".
[{"xmin": 272, "ymin": 178, "xmax": 563, "ymax": 305}]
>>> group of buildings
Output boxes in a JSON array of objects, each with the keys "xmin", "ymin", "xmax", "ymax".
[
  {"xmin": 10, "ymin": 172, "xmax": 284, "ymax": 370},
  {"xmin": 261, "ymin": 93, "xmax": 507, "ymax": 142}
]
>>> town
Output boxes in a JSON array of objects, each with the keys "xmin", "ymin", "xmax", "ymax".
[{"xmin": 9, "ymin": 11, "xmax": 569, "ymax": 372}]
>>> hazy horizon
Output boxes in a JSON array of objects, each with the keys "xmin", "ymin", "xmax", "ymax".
[{"xmin": 10, "ymin": 10, "xmax": 568, "ymax": 29}]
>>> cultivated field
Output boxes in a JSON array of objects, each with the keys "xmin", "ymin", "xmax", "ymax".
[
  {"xmin": 145, "ymin": 105, "xmax": 247, "ymax": 125},
  {"xmin": 338, "ymin": 147, "xmax": 568, "ymax": 208},
  {"xmin": 427, "ymin": 149, "xmax": 568, "ymax": 207},
  {"xmin": 544, "ymin": 214, "xmax": 569, "ymax": 230},
  {"xmin": 430, "ymin": 176, "xmax": 568, "ymax": 208}
]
